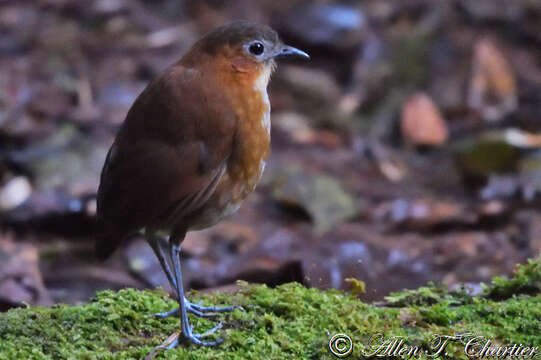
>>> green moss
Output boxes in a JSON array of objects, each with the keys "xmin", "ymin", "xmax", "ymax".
[
  {"xmin": 1, "ymin": 259, "xmax": 540, "ymax": 359},
  {"xmin": 483, "ymin": 257, "xmax": 541, "ymax": 300},
  {"xmin": 384, "ymin": 282, "xmax": 473, "ymax": 307}
]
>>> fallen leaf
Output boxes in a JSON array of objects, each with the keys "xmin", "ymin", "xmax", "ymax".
[
  {"xmin": 455, "ymin": 136, "xmax": 520, "ymax": 182},
  {"xmin": 280, "ymin": 3, "xmax": 366, "ymax": 50},
  {"xmin": 144, "ymin": 331, "xmax": 182, "ymax": 360},
  {"xmin": 0, "ymin": 234, "xmax": 52, "ymax": 309},
  {"xmin": 374, "ymin": 198, "xmax": 477, "ymax": 229},
  {"xmin": 345, "ymin": 277, "xmax": 366, "ymax": 296},
  {"xmin": 468, "ymin": 38, "xmax": 517, "ymax": 121},
  {"xmin": 503, "ymin": 128, "xmax": 541, "ymax": 149},
  {"xmin": 271, "ymin": 167, "xmax": 358, "ymax": 233},
  {"xmin": 397, "ymin": 308, "xmax": 418, "ymax": 327},
  {"xmin": 401, "ymin": 93, "xmax": 448, "ymax": 146}
]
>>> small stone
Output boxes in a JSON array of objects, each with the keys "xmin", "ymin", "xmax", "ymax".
[{"xmin": 0, "ymin": 176, "xmax": 32, "ymax": 211}]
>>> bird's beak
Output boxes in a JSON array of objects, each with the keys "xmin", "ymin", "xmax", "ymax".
[{"xmin": 273, "ymin": 45, "xmax": 310, "ymax": 60}]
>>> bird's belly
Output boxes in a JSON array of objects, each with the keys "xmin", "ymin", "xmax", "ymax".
[
  {"xmin": 188, "ymin": 160, "xmax": 266, "ymax": 230},
  {"xmin": 189, "ymin": 89, "xmax": 270, "ymax": 230}
]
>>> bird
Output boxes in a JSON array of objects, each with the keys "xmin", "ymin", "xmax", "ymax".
[{"xmin": 95, "ymin": 21, "xmax": 309, "ymax": 348}]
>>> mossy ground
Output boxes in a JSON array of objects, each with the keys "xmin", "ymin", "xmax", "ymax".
[{"xmin": 0, "ymin": 258, "xmax": 540, "ymax": 360}]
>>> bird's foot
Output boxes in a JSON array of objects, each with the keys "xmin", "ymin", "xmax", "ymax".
[
  {"xmin": 154, "ymin": 299, "xmax": 242, "ymax": 318},
  {"xmin": 153, "ymin": 307, "xmax": 180, "ymax": 318},
  {"xmin": 164, "ymin": 322, "xmax": 224, "ymax": 349},
  {"xmin": 146, "ymin": 323, "xmax": 223, "ymax": 358},
  {"xmin": 149, "ymin": 243, "xmax": 241, "ymax": 351}
]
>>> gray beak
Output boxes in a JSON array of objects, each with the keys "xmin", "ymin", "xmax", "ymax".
[{"xmin": 274, "ymin": 45, "xmax": 310, "ymax": 60}]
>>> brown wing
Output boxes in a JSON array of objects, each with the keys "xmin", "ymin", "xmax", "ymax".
[{"xmin": 95, "ymin": 64, "xmax": 236, "ymax": 259}]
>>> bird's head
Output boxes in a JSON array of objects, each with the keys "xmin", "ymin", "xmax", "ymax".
[{"xmin": 183, "ymin": 21, "xmax": 309, "ymax": 87}]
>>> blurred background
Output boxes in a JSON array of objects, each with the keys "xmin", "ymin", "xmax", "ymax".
[{"xmin": 1, "ymin": 0, "xmax": 540, "ymax": 310}]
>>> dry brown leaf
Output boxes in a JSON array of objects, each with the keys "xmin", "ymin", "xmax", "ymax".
[
  {"xmin": 504, "ymin": 128, "xmax": 541, "ymax": 148},
  {"xmin": 397, "ymin": 308, "xmax": 418, "ymax": 327},
  {"xmin": 374, "ymin": 198, "xmax": 477, "ymax": 230},
  {"xmin": 0, "ymin": 234, "xmax": 52, "ymax": 307},
  {"xmin": 144, "ymin": 331, "xmax": 182, "ymax": 360},
  {"xmin": 401, "ymin": 93, "xmax": 448, "ymax": 146},
  {"xmin": 468, "ymin": 38, "xmax": 517, "ymax": 121}
]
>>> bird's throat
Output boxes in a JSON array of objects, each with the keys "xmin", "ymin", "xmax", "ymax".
[{"xmin": 225, "ymin": 66, "xmax": 272, "ymax": 194}]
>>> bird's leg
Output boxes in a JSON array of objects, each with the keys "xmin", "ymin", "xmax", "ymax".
[
  {"xmin": 146, "ymin": 231, "xmax": 183, "ymax": 318},
  {"xmin": 167, "ymin": 243, "xmax": 223, "ymax": 347},
  {"xmin": 146, "ymin": 231, "xmax": 178, "ymax": 291},
  {"xmin": 147, "ymin": 231, "xmax": 240, "ymax": 319}
]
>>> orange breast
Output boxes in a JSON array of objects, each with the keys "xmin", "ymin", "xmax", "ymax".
[
  {"xmin": 187, "ymin": 57, "xmax": 272, "ymax": 230},
  {"xmin": 217, "ymin": 65, "xmax": 271, "ymax": 209}
]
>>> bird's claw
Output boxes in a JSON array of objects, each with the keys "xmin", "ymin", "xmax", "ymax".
[
  {"xmin": 152, "ymin": 301, "xmax": 234, "ymax": 349},
  {"xmin": 153, "ymin": 307, "xmax": 179, "ymax": 318},
  {"xmin": 165, "ymin": 324, "xmax": 224, "ymax": 349},
  {"xmin": 196, "ymin": 322, "xmax": 223, "ymax": 337}
]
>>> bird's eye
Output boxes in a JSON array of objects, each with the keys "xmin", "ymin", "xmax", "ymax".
[{"xmin": 249, "ymin": 42, "xmax": 264, "ymax": 56}]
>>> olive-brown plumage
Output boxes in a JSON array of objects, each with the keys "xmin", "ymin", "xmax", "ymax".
[{"xmin": 95, "ymin": 21, "xmax": 308, "ymax": 348}]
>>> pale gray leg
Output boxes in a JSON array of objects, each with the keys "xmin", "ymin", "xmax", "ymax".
[
  {"xmin": 146, "ymin": 231, "xmax": 240, "ymax": 319},
  {"xmin": 169, "ymin": 243, "xmax": 223, "ymax": 347}
]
